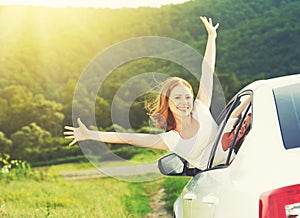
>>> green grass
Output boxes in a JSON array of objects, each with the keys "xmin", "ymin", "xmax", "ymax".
[
  {"xmin": 129, "ymin": 149, "xmax": 168, "ymax": 163},
  {"xmin": 162, "ymin": 177, "xmax": 191, "ymax": 213},
  {"xmin": 0, "ymin": 158, "xmax": 188, "ymax": 217},
  {"xmin": 124, "ymin": 181, "xmax": 160, "ymax": 216},
  {"xmin": 0, "ymin": 175, "xmax": 153, "ymax": 217}
]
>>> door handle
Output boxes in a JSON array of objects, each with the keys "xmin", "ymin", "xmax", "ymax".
[
  {"xmin": 202, "ymin": 194, "xmax": 219, "ymax": 204},
  {"xmin": 184, "ymin": 193, "xmax": 197, "ymax": 201}
]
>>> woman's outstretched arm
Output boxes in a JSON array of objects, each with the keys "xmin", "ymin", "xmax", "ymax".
[
  {"xmin": 64, "ymin": 118, "xmax": 169, "ymax": 150},
  {"xmin": 196, "ymin": 16, "xmax": 219, "ymax": 108}
]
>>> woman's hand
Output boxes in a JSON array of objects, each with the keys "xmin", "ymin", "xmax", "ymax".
[
  {"xmin": 64, "ymin": 118, "xmax": 90, "ymax": 146},
  {"xmin": 200, "ymin": 16, "xmax": 219, "ymax": 38}
]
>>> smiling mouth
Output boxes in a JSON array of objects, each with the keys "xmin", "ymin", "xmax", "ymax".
[{"xmin": 177, "ymin": 107, "xmax": 190, "ymax": 112}]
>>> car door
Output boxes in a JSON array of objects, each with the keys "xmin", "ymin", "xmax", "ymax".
[{"xmin": 181, "ymin": 92, "xmax": 253, "ymax": 218}]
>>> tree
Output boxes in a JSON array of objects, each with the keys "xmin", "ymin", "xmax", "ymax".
[
  {"xmin": 31, "ymin": 94, "xmax": 64, "ymax": 136},
  {"xmin": 0, "ymin": 131, "xmax": 12, "ymax": 154},
  {"xmin": 0, "ymin": 85, "xmax": 33, "ymax": 136},
  {"xmin": 95, "ymin": 96, "xmax": 111, "ymax": 128},
  {"xmin": 10, "ymin": 123, "xmax": 52, "ymax": 161}
]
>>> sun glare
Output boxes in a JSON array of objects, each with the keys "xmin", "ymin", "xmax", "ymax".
[
  {"xmin": 0, "ymin": 0, "xmax": 190, "ymax": 81},
  {"xmin": 0, "ymin": 0, "xmax": 190, "ymax": 8}
]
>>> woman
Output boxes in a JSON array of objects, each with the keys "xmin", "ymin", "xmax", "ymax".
[{"xmin": 64, "ymin": 16, "xmax": 219, "ymax": 169}]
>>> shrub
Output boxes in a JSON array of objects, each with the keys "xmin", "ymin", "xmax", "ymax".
[{"xmin": 0, "ymin": 153, "xmax": 34, "ymax": 181}]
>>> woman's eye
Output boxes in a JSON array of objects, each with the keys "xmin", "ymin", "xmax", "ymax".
[{"xmin": 175, "ymin": 97, "xmax": 180, "ymax": 100}]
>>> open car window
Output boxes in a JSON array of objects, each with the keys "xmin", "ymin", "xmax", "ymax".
[{"xmin": 209, "ymin": 92, "xmax": 253, "ymax": 168}]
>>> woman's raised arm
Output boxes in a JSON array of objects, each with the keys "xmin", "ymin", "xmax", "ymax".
[
  {"xmin": 64, "ymin": 118, "xmax": 169, "ymax": 150},
  {"xmin": 196, "ymin": 16, "xmax": 219, "ymax": 108}
]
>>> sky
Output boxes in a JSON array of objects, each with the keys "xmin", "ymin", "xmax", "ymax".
[{"xmin": 0, "ymin": 0, "xmax": 190, "ymax": 8}]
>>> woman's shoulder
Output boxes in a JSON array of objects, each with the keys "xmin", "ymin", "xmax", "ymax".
[{"xmin": 159, "ymin": 130, "xmax": 180, "ymax": 151}]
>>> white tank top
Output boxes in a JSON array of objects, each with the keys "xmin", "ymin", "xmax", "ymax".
[{"xmin": 159, "ymin": 99, "xmax": 218, "ymax": 169}]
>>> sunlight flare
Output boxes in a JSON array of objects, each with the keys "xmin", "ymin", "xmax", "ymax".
[{"xmin": 0, "ymin": 0, "xmax": 190, "ymax": 8}]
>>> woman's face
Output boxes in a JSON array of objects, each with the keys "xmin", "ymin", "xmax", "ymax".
[{"xmin": 168, "ymin": 84, "xmax": 193, "ymax": 117}]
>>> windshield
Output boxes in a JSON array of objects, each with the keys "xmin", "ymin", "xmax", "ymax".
[{"xmin": 273, "ymin": 82, "xmax": 300, "ymax": 149}]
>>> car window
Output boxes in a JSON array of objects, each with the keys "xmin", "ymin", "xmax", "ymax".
[
  {"xmin": 273, "ymin": 83, "xmax": 300, "ymax": 150},
  {"xmin": 210, "ymin": 93, "xmax": 252, "ymax": 168}
]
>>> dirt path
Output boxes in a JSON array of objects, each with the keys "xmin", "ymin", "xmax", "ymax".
[{"xmin": 145, "ymin": 184, "xmax": 172, "ymax": 218}]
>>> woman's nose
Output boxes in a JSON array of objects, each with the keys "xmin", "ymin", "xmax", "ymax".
[{"xmin": 181, "ymin": 98, "xmax": 188, "ymax": 104}]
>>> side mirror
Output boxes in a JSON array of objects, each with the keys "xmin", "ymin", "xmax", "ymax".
[{"xmin": 157, "ymin": 153, "xmax": 201, "ymax": 176}]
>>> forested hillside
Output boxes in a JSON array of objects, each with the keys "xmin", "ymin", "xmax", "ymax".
[{"xmin": 0, "ymin": 0, "xmax": 299, "ymax": 164}]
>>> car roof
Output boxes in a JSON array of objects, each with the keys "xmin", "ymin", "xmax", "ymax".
[
  {"xmin": 263, "ymin": 73, "xmax": 300, "ymax": 88},
  {"xmin": 242, "ymin": 74, "xmax": 300, "ymax": 92}
]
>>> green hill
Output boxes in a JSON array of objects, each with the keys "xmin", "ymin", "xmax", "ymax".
[{"xmin": 0, "ymin": 0, "xmax": 299, "ymax": 163}]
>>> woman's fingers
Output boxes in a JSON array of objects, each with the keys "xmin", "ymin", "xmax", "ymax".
[
  {"xmin": 200, "ymin": 16, "xmax": 219, "ymax": 38},
  {"xmin": 65, "ymin": 135, "xmax": 75, "ymax": 139},
  {"xmin": 64, "ymin": 133, "xmax": 77, "ymax": 147},
  {"xmin": 64, "ymin": 131, "xmax": 74, "ymax": 135},
  {"xmin": 214, "ymin": 23, "xmax": 220, "ymax": 29},
  {"xmin": 64, "ymin": 125, "xmax": 76, "ymax": 143},
  {"xmin": 69, "ymin": 139, "xmax": 77, "ymax": 146},
  {"xmin": 200, "ymin": 16, "xmax": 209, "ymax": 22},
  {"xmin": 200, "ymin": 16, "xmax": 219, "ymax": 29},
  {"xmin": 64, "ymin": 126, "xmax": 74, "ymax": 131},
  {"xmin": 200, "ymin": 16, "xmax": 207, "ymax": 24},
  {"xmin": 64, "ymin": 118, "xmax": 84, "ymax": 146}
]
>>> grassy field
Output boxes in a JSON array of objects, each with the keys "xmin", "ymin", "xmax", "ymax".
[
  {"xmin": 0, "ymin": 161, "xmax": 189, "ymax": 218},
  {"xmin": 0, "ymin": 176, "xmax": 155, "ymax": 217}
]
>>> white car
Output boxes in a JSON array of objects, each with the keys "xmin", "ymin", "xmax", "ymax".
[{"xmin": 158, "ymin": 74, "xmax": 300, "ymax": 218}]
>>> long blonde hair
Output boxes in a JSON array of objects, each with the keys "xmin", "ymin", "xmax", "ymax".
[{"xmin": 146, "ymin": 77, "xmax": 193, "ymax": 131}]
